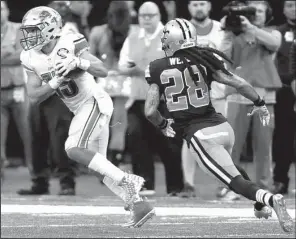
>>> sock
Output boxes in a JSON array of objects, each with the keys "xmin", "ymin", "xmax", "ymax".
[
  {"xmin": 235, "ymin": 164, "xmax": 265, "ymax": 210},
  {"xmin": 88, "ymin": 153, "xmax": 125, "ymax": 184},
  {"xmin": 255, "ymin": 189, "xmax": 274, "ymax": 207},
  {"xmin": 229, "ymin": 175, "xmax": 259, "ymax": 201},
  {"xmin": 103, "ymin": 176, "xmax": 126, "ymax": 201}
]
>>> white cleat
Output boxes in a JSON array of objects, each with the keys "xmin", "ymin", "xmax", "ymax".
[
  {"xmin": 120, "ymin": 173, "xmax": 145, "ymax": 211},
  {"xmin": 254, "ymin": 205, "xmax": 272, "ymax": 219},
  {"xmin": 272, "ymin": 194, "xmax": 294, "ymax": 233}
]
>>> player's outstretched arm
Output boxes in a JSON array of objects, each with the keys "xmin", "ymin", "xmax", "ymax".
[
  {"xmin": 213, "ymin": 69, "xmax": 261, "ymax": 103},
  {"xmin": 26, "ymin": 70, "xmax": 62, "ymax": 104},
  {"xmin": 213, "ymin": 69, "xmax": 270, "ymax": 126}
]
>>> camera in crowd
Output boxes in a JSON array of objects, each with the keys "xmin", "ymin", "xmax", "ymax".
[{"xmin": 222, "ymin": 1, "xmax": 256, "ymax": 34}]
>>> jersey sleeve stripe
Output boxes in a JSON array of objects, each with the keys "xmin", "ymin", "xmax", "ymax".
[
  {"xmin": 74, "ymin": 39, "xmax": 89, "ymax": 55},
  {"xmin": 73, "ymin": 37, "xmax": 86, "ymax": 43}
]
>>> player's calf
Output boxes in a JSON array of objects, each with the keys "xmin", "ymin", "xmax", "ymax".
[{"xmin": 234, "ymin": 165, "xmax": 271, "ymax": 219}]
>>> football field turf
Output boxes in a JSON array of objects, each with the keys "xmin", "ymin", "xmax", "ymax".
[{"xmin": 1, "ymin": 162, "xmax": 295, "ymax": 238}]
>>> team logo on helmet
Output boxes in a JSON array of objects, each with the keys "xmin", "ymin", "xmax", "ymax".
[{"xmin": 39, "ymin": 10, "xmax": 52, "ymax": 21}]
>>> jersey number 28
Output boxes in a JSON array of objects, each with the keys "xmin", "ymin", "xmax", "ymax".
[{"xmin": 160, "ymin": 65, "xmax": 209, "ymax": 112}]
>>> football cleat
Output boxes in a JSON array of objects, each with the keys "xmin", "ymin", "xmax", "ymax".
[
  {"xmin": 120, "ymin": 173, "xmax": 145, "ymax": 211},
  {"xmin": 122, "ymin": 199, "xmax": 155, "ymax": 228},
  {"xmin": 272, "ymin": 194, "xmax": 294, "ymax": 233},
  {"xmin": 254, "ymin": 205, "xmax": 272, "ymax": 219}
]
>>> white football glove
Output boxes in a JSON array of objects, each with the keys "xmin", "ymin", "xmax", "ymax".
[
  {"xmin": 247, "ymin": 104, "xmax": 270, "ymax": 126},
  {"xmin": 159, "ymin": 118, "xmax": 176, "ymax": 137},
  {"xmin": 55, "ymin": 54, "xmax": 80, "ymax": 77}
]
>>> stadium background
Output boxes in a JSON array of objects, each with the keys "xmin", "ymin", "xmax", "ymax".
[{"xmin": 4, "ymin": 0, "xmax": 288, "ymax": 162}]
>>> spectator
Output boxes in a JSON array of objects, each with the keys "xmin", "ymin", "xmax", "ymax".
[
  {"xmin": 49, "ymin": 1, "xmax": 92, "ymax": 38},
  {"xmin": 69, "ymin": 1, "xmax": 92, "ymax": 37},
  {"xmin": 1, "ymin": 1, "xmax": 33, "ymax": 177},
  {"xmin": 180, "ymin": 0, "xmax": 228, "ymax": 198},
  {"xmin": 89, "ymin": 1, "xmax": 135, "ymax": 166},
  {"xmin": 118, "ymin": 1, "xmax": 184, "ymax": 196},
  {"xmin": 219, "ymin": 0, "xmax": 282, "ymax": 199},
  {"xmin": 17, "ymin": 1, "xmax": 76, "ymax": 196},
  {"xmin": 125, "ymin": 1, "xmax": 138, "ymax": 24},
  {"xmin": 272, "ymin": 0, "xmax": 296, "ymax": 195},
  {"xmin": 47, "ymin": 1, "xmax": 79, "ymax": 35},
  {"xmin": 163, "ymin": 1, "xmax": 177, "ymax": 22}
]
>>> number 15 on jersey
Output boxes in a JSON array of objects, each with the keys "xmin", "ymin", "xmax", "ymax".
[{"xmin": 160, "ymin": 65, "xmax": 210, "ymax": 112}]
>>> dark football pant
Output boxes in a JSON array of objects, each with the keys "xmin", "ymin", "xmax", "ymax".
[
  {"xmin": 30, "ymin": 94, "xmax": 76, "ymax": 189},
  {"xmin": 188, "ymin": 122, "xmax": 265, "ymax": 202},
  {"xmin": 272, "ymin": 86, "xmax": 296, "ymax": 188},
  {"xmin": 126, "ymin": 100, "xmax": 184, "ymax": 194}
]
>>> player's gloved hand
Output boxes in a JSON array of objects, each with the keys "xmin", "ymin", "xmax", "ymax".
[
  {"xmin": 158, "ymin": 118, "xmax": 176, "ymax": 137},
  {"xmin": 48, "ymin": 75, "xmax": 67, "ymax": 89},
  {"xmin": 55, "ymin": 53, "xmax": 80, "ymax": 77},
  {"xmin": 247, "ymin": 97, "xmax": 270, "ymax": 126}
]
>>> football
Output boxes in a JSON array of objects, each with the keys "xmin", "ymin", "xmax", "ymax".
[
  {"xmin": 55, "ymin": 48, "xmax": 84, "ymax": 79},
  {"xmin": 56, "ymin": 67, "xmax": 84, "ymax": 79}
]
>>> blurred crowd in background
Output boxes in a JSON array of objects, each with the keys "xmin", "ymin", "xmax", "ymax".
[{"xmin": 1, "ymin": 1, "xmax": 295, "ymax": 198}]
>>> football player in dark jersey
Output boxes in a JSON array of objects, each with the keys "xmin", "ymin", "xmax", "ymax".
[{"xmin": 144, "ymin": 18, "xmax": 294, "ymax": 233}]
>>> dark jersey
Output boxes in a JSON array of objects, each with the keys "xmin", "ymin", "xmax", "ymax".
[{"xmin": 145, "ymin": 56, "xmax": 226, "ymax": 141}]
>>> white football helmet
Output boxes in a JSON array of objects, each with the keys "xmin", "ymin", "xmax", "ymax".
[
  {"xmin": 20, "ymin": 6, "xmax": 63, "ymax": 51},
  {"xmin": 161, "ymin": 18, "xmax": 197, "ymax": 57}
]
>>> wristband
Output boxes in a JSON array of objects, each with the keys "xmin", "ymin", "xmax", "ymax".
[
  {"xmin": 48, "ymin": 77, "xmax": 62, "ymax": 89},
  {"xmin": 158, "ymin": 118, "xmax": 168, "ymax": 130},
  {"xmin": 78, "ymin": 58, "xmax": 91, "ymax": 71},
  {"xmin": 253, "ymin": 96, "xmax": 265, "ymax": 106}
]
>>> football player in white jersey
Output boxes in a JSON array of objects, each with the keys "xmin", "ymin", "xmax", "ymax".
[{"xmin": 19, "ymin": 6, "xmax": 155, "ymax": 228}]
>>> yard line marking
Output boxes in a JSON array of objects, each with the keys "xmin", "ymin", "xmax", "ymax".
[
  {"xmin": 1, "ymin": 222, "xmax": 196, "ymax": 228},
  {"xmin": 1, "ymin": 204, "xmax": 295, "ymax": 219}
]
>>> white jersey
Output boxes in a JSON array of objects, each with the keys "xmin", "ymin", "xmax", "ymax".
[
  {"xmin": 195, "ymin": 20, "xmax": 224, "ymax": 49},
  {"xmin": 21, "ymin": 32, "xmax": 98, "ymax": 114}
]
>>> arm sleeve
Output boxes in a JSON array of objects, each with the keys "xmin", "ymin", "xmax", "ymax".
[{"xmin": 73, "ymin": 33, "xmax": 90, "ymax": 56}]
